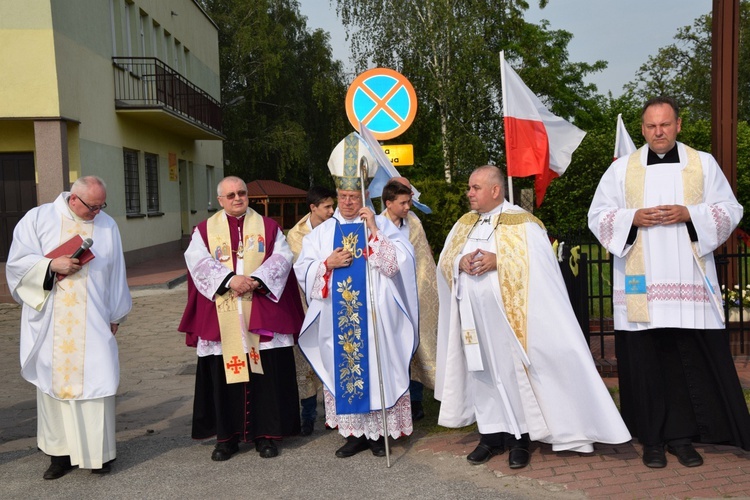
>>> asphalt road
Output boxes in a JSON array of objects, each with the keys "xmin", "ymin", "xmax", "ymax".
[{"xmin": 0, "ymin": 285, "xmax": 580, "ymax": 500}]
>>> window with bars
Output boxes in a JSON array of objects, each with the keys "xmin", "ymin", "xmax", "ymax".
[
  {"xmin": 124, "ymin": 149, "xmax": 141, "ymax": 214},
  {"xmin": 145, "ymin": 153, "xmax": 160, "ymax": 213}
]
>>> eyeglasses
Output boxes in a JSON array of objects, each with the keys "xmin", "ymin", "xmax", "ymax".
[
  {"xmin": 77, "ymin": 196, "xmax": 107, "ymax": 212},
  {"xmin": 218, "ymin": 190, "xmax": 248, "ymax": 200}
]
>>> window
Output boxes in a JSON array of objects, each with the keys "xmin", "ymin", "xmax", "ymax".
[
  {"xmin": 145, "ymin": 153, "xmax": 160, "ymax": 213},
  {"xmin": 124, "ymin": 149, "xmax": 141, "ymax": 214}
]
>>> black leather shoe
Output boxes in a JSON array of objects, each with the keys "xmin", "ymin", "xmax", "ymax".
[
  {"xmin": 411, "ymin": 401, "xmax": 425, "ymax": 421},
  {"xmin": 211, "ymin": 441, "xmax": 239, "ymax": 461},
  {"xmin": 642, "ymin": 445, "xmax": 667, "ymax": 468},
  {"xmin": 256, "ymin": 438, "xmax": 278, "ymax": 458},
  {"xmin": 91, "ymin": 459, "xmax": 114, "ymax": 474},
  {"xmin": 508, "ymin": 447, "xmax": 530, "ymax": 469},
  {"xmin": 335, "ymin": 435, "xmax": 369, "ymax": 458},
  {"xmin": 667, "ymin": 443, "xmax": 703, "ymax": 467},
  {"xmin": 467, "ymin": 443, "xmax": 505, "ymax": 465},
  {"xmin": 300, "ymin": 419, "xmax": 315, "ymax": 436},
  {"xmin": 43, "ymin": 457, "xmax": 75, "ymax": 480},
  {"xmin": 369, "ymin": 437, "xmax": 386, "ymax": 457}
]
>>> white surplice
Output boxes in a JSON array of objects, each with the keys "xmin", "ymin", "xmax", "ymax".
[
  {"xmin": 588, "ymin": 143, "xmax": 743, "ymax": 330},
  {"xmin": 183, "ymin": 210, "xmax": 295, "ymax": 355},
  {"xmin": 295, "ymin": 209, "xmax": 418, "ymax": 439},
  {"xmin": 6, "ymin": 192, "xmax": 131, "ymax": 468},
  {"xmin": 436, "ymin": 202, "xmax": 631, "ymax": 452}
]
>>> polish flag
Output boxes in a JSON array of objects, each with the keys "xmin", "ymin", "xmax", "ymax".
[
  {"xmin": 614, "ymin": 113, "xmax": 637, "ymax": 160},
  {"xmin": 500, "ymin": 52, "xmax": 586, "ymax": 206}
]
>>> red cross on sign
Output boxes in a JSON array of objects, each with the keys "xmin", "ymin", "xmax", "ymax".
[
  {"xmin": 226, "ymin": 355, "xmax": 246, "ymax": 374},
  {"xmin": 345, "ymin": 68, "xmax": 417, "ymax": 140}
]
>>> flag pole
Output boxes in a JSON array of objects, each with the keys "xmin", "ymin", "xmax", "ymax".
[
  {"xmin": 359, "ymin": 157, "xmax": 391, "ymax": 468},
  {"xmin": 500, "ymin": 51, "xmax": 514, "ymax": 205}
]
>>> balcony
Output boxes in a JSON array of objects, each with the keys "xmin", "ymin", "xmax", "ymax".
[{"xmin": 113, "ymin": 57, "xmax": 224, "ymax": 140}]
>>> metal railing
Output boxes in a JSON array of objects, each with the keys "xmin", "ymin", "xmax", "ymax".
[
  {"xmin": 556, "ymin": 232, "xmax": 748, "ymax": 360},
  {"xmin": 112, "ymin": 57, "xmax": 222, "ymax": 134}
]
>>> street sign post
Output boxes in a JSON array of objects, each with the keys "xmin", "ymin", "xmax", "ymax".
[{"xmin": 380, "ymin": 144, "xmax": 414, "ymax": 166}]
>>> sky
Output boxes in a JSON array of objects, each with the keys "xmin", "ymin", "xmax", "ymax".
[{"xmin": 298, "ymin": 0, "xmax": 712, "ymax": 97}]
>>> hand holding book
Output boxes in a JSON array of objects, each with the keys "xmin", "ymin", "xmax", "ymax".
[{"xmin": 45, "ymin": 235, "xmax": 95, "ymax": 280}]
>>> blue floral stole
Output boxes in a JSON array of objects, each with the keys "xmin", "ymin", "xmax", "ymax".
[{"xmin": 332, "ymin": 222, "xmax": 370, "ymax": 414}]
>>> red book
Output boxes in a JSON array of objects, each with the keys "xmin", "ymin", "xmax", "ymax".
[{"xmin": 45, "ymin": 234, "xmax": 95, "ymax": 280}]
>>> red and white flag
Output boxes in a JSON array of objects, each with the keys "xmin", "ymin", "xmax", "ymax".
[
  {"xmin": 614, "ymin": 113, "xmax": 637, "ymax": 160},
  {"xmin": 501, "ymin": 52, "xmax": 586, "ymax": 206}
]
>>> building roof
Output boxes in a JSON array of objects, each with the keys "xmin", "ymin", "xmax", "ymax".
[{"xmin": 246, "ymin": 180, "xmax": 307, "ymax": 198}]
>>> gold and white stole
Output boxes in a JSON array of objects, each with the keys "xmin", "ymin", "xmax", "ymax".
[
  {"xmin": 51, "ymin": 216, "xmax": 94, "ymax": 399},
  {"xmin": 624, "ymin": 146, "xmax": 703, "ymax": 323},
  {"xmin": 207, "ymin": 210, "xmax": 265, "ymax": 383},
  {"xmin": 405, "ymin": 213, "xmax": 438, "ymax": 386},
  {"xmin": 492, "ymin": 211, "xmax": 544, "ymax": 353},
  {"xmin": 439, "ymin": 211, "xmax": 542, "ymax": 368}
]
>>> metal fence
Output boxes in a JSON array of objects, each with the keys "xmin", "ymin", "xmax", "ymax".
[
  {"xmin": 557, "ymin": 232, "xmax": 749, "ymax": 360},
  {"xmin": 112, "ymin": 57, "xmax": 222, "ymax": 134}
]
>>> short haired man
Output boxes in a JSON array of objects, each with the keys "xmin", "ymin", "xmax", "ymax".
[
  {"xmin": 588, "ymin": 97, "xmax": 750, "ymax": 468},
  {"xmin": 381, "ymin": 177, "xmax": 439, "ymax": 421},
  {"xmin": 179, "ymin": 176, "xmax": 305, "ymax": 461},
  {"xmin": 6, "ymin": 176, "xmax": 132, "ymax": 478},
  {"xmin": 436, "ymin": 165, "xmax": 630, "ymax": 469},
  {"xmin": 286, "ymin": 185, "xmax": 337, "ymax": 435}
]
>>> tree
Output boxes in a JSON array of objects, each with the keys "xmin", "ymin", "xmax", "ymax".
[
  {"xmin": 334, "ymin": 0, "xmax": 605, "ymax": 184},
  {"xmin": 625, "ymin": 1, "xmax": 750, "ymax": 122},
  {"xmin": 201, "ymin": 0, "xmax": 348, "ymax": 188}
]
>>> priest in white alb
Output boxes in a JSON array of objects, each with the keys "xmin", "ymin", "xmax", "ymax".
[
  {"xmin": 436, "ymin": 165, "xmax": 630, "ymax": 469},
  {"xmin": 295, "ymin": 132, "xmax": 418, "ymax": 458},
  {"xmin": 588, "ymin": 96, "xmax": 750, "ymax": 469},
  {"xmin": 6, "ymin": 176, "xmax": 132, "ymax": 479}
]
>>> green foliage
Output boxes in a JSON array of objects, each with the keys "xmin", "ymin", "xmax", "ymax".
[
  {"xmin": 625, "ymin": 1, "xmax": 750, "ymax": 122},
  {"xmin": 201, "ymin": 0, "xmax": 348, "ymax": 189},
  {"xmin": 334, "ymin": 0, "xmax": 605, "ymax": 184},
  {"xmin": 535, "ymin": 95, "xmax": 641, "ymax": 236},
  {"xmin": 410, "ymin": 178, "xmax": 470, "ymax": 256}
]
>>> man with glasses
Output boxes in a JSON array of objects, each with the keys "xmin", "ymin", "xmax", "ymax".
[
  {"xmin": 294, "ymin": 133, "xmax": 418, "ymax": 458},
  {"xmin": 6, "ymin": 176, "xmax": 132, "ymax": 479},
  {"xmin": 435, "ymin": 165, "xmax": 630, "ymax": 470},
  {"xmin": 179, "ymin": 176, "xmax": 304, "ymax": 461}
]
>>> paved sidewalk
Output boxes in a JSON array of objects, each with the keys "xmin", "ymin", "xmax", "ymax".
[{"xmin": 0, "ymin": 254, "xmax": 748, "ymax": 499}]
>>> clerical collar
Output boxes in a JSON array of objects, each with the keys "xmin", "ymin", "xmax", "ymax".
[
  {"xmin": 469, "ymin": 206, "xmax": 503, "ymax": 240},
  {"xmin": 647, "ymin": 144, "xmax": 679, "ymax": 165}
]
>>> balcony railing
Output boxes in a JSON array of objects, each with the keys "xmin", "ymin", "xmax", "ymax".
[{"xmin": 113, "ymin": 57, "xmax": 222, "ymax": 135}]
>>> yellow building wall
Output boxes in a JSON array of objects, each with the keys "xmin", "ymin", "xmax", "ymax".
[
  {"xmin": 0, "ymin": 0, "xmax": 223, "ymax": 259},
  {"xmin": 0, "ymin": 1, "xmax": 61, "ymax": 118}
]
